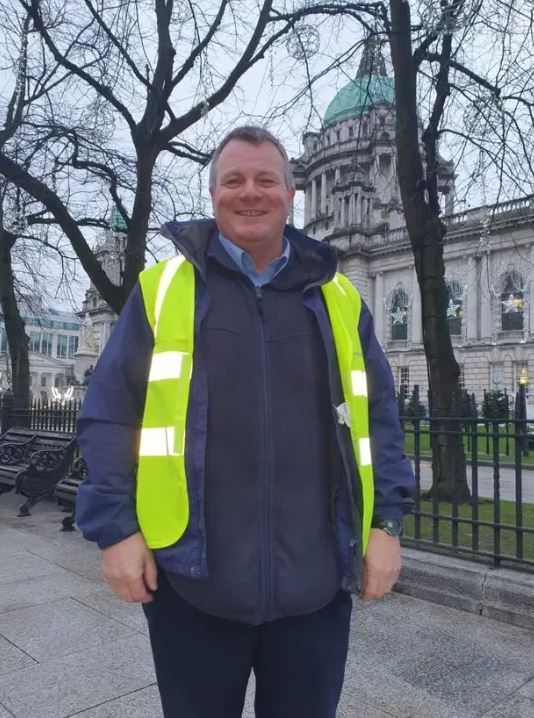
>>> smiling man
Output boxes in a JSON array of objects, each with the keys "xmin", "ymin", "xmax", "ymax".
[{"xmin": 75, "ymin": 126, "xmax": 414, "ymax": 718}]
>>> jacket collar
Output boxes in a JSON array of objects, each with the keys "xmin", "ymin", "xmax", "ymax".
[{"xmin": 159, "ymin": 219, "xmax": 338, "ymax": 289}]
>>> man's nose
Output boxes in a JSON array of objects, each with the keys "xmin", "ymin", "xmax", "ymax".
[{"xmin": 239, "ymin": 180, "xmax": 262, "ymax": 199}]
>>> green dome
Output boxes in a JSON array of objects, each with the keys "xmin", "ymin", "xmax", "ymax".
[
  {"xmin": 109, "ymin": 206, "xmax": 127, "ymax": 232},
  {"xmin": 324, "ymin": 75, "xmax": 395, "ymax": 126}
]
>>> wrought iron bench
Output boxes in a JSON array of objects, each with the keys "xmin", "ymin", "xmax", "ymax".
[
  {"xmin": 55, "ymin": 456, "xmax": 88, "ymax": 531},
  {"xmin": 0, "ymin": 429, "xmax": 77, "ymax": 516}
]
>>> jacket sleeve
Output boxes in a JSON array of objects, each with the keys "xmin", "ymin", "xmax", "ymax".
[
  {"xmin": 358, "ymin": 301, "xmax": 415, "ymax": 521},
  {"xmin": 75, "ymin": 284, "xmax": 153, "ymax": 549}
]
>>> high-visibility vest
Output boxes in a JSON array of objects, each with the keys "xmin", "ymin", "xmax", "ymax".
[{"xmin": 136, "ymin": 256, "xmax": 374, "ymax": 553}]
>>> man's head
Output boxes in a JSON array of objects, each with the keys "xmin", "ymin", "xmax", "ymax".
[{"xmin": 209, "ymin": 126, "xmax": 295, "ymax": 252}]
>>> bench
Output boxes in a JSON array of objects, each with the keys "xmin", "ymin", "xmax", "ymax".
[
  {"xmin": 55, "ymin": 456, "xmax": 88, "ymax": 531},
  {"xmin": 0, "ymin": 428, "xmax": 77, "ymax": 516}
]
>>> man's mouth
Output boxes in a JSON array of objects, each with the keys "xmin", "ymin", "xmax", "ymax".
[{"xmin": 236, "ymin": 210, "xmax": 266, "ymax": 216}]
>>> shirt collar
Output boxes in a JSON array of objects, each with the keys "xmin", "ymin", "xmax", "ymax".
[{"xmin": 217, "ymin": 232, "xmax": 290, "ymax": 276}]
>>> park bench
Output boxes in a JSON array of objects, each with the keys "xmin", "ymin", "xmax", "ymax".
[
  {"xmin": 0, "ymin": 428, "xmax": 77, "ymax": 516},
  {"xmin": 55, "ymin": 456, "xmax": 88, "ymax": 531}
]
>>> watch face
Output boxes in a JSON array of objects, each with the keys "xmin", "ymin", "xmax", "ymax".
[{"xmin": 383, "ymin": 520, "xmax": 402, "ymax": 536}]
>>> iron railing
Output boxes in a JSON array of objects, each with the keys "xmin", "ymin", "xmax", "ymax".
[
  {"xmin": 400, "ymin": 412, "xmax": 534, "ymax": 571},
  {"xmin": 0, "ymin": 394, "xmax": 81, "ymax": 435}
]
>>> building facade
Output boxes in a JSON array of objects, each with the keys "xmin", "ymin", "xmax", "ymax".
[
  {"xmin": 291, "ymin": 39, "xmax": 534, "ymax": 400},
  {"xmin": 0, "ymin": 300, "xmax": 81, "ymax": 401}
]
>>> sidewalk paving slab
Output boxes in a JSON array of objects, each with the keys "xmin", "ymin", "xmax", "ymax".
[
  {"xmin": 1, "ymin": 493, "xmax": 534, "ymax": 718},
  {"xmin": 0, "ymin": 634, "xmax": 155, "ymax": 718}
]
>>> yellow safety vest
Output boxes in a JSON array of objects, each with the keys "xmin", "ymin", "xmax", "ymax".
[{"xmin": 136, "ymin": 256, "xmax": 374, "ymax": 553}]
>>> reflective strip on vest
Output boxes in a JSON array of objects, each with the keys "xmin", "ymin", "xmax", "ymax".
[
  {"xmin": 154, "ymin": 256, "xmax": 185, "ymax": 338},
  {"xmin": 359, "ymin": 437, "xmax": 372, "ymax": 466},
  {"xmin": 139, "ymin": 427, "xmax": 181, "ymax": 456},
  {"xmin": 149, "ymin": 351, "xmax": 187, "ymax": 382},
  {"xmin": 351, "ymin": 370, "xmax": 367, "ymax": 397}
]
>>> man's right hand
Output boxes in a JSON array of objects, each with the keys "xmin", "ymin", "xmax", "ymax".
[{"xmin": 101, "ymin": 532, "xmax": 158, "ymax": 603}]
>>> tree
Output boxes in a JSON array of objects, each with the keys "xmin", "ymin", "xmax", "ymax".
[
  {"xmin": 386, "ymin": 0, "xmax": 533, "ymax": 499},
  {"xmin": 0, "ymin": 0, "xmax": 379, "ymax": 313}
]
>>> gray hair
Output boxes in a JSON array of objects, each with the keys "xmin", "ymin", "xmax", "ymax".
[{"xmin": 209, "ymin": 125, "xmax": 295, "ymax": 190}]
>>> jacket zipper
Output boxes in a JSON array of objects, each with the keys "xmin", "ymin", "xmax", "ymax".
[{"xmin": 255, "ymin": 285, "xmax": 274, "ymax": 618}]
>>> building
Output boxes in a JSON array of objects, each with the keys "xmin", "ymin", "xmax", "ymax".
[
  {"xmin": 291, "ymin": 38, "xmax": 534, "ymax": 400},
  {"xmin": 79, "ymin": 206, "xmax": 127, "ymax": 355},
  {"xmin": 0, "ymin": 299, "xmax": 81, "ymax": 401}
]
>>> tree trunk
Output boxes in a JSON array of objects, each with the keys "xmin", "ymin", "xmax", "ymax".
[
  {"xmin": 0, "ymin": 231, "xmax": 30, "ymax": 410},
  {"xmin": 389, "ymin": 0, "xmax": 470, "ymax": 502}
]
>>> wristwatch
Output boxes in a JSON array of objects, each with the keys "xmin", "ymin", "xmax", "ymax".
[{"xmin": 371, "ymin": 518, "xmax": 403, "ymax": 537}]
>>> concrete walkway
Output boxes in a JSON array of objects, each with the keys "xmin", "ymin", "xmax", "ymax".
[
  {"xmin": 418, "ymin": 461, "xmax": 534, "ymax": 502},
  {"xmin": 1, "ymin": 492, "xmax": 534, "ymax": 718}
]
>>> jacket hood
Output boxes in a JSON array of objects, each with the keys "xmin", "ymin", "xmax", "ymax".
[{"xmin": 160, "ymin": 218, "xmax": 338, "ymax": 287}]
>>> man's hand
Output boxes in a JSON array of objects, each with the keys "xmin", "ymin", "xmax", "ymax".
[
  {"xmin": 362, "ymin": 528, "xmax": 401, "ymax": 601},
  {"xmin": 101, "ymin": 532, "xmax": 158, "ymax": 603}
]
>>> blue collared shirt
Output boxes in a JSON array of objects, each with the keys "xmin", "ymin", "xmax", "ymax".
[{"xmin": 218, "ymin": 233, "xmax": 290, "ymax": 287}]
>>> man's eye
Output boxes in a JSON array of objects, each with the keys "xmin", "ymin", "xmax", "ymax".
[
  {"xmin": 224, "ymin": 178, "xmax": 240, "ymax": 187},
  {"xmin": 260, "ymin": 179, "xmax": 275, "ymax": 186}
]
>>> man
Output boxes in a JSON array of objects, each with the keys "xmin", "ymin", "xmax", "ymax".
[{"xmin": 76, "ymin": 125, "xmax": 414, "ymax": 718}]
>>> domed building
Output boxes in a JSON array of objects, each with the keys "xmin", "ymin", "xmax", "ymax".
[{"xmin": 292, "ymin": 38, "xmax": 534, "ymax": 401}]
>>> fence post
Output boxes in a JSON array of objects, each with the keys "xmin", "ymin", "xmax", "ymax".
[{"xmin": 514, "ymin": 384, "xmax": 528, "ymax": 457}]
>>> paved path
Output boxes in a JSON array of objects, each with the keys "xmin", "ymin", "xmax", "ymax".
[
  {"xmin": 417, "ymin": 461, "xmax": 534, "ymax": 502},
  {"xmin": 0, "ymin": 492, "xmax": 534, "ymax": 717}
]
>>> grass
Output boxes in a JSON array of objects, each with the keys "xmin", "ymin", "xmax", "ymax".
[
  {"xmin": 403, "ymin": 498, "xmax": 534, "ymax": 563},
  {"xmin": 403, "ymin": 421, "xmax": 534, "ymax": 467}
]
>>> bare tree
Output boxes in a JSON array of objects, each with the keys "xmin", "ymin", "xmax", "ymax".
[{"xmin": 0, "ymin": 1, "xmax": 381, "ymax": 313}]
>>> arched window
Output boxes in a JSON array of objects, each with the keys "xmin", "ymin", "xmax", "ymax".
[
  {"xmin": 390, "ymin": 288, "xmax": 409, "ymax": 340},
  {"xmin": 446, "ymin": 280, "xmax": 464, "ymax": 336},
  {"xmin": 501, "ymin": 271, "xmax": 524, "ymax": 331}
]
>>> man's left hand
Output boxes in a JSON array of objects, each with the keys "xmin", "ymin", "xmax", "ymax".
[{"xmin": 362, "ymin": 528, "xmax": 402, "ymax": 601}]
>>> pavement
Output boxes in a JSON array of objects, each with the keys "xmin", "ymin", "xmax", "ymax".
[
  {"xmin": 417, "ymin": 461, "xmax": 534, "ymax": 502},
  {"xmin": 1, "ymin": 492, "xmax": 534, "ymax": 718}
]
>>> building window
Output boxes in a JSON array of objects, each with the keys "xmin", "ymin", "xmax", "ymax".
[
  {"xmin": 458, "ymin": 365, "xmax": 465, "ymax": 390},
  {"xmin": 390, "ymin": 288, "xmax": 409, "ymax": 341},
  {"xmin": 56, "ymin": 334, "xmax": 68, "ymax": 358},
  {"xmin": 41, "ymin": 333, "xmax": 52, "ymax": 356},
  {"xmin": 501, "ymin": 271, "xmax": 524, "ymax": 331},
  {"xmin": 29, "ymin": 331, "xmax": 41, "ymax": 352},
  {"xmin": 446, "ymin": 280, "xmax": 464, "ymax": 336},
  {"xmin": 41, "ymin": 375, "xmax": 47, "ymax": 388},
  {"xmin": 491, "ymin": 363, "xmax": 505, "ymax": 390},
  {"xmin": 362, "ymin": 121, "xmax": 368, "ymax": 137},
  {"xmin": 335, "ymin": 130, "xmax": 340, "ymax": 143},
  {"xmin": 54, "ymin": 375, "xmax": 65, "ymax": 388},
  {"xmin": 348, "ymin": 126, "xmax": 354, "ymax": 139},
  {"xmin": 68, "ymin": 335, "xmax": 78, "ymax": 359},
  {"xmin": 1, "ymin": 327, "xmax": 8, "ymax": 353},
  {"xmin": 399, "ymin": 367, "xmax": 410, "ymax": 399}
]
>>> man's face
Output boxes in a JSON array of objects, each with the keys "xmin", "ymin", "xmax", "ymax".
[{"xmin": 210, "ymin": 139, "xmax": 295, "ymax": 248}]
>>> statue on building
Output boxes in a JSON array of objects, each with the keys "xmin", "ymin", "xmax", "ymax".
[{"xmin": 79, "ymin": 313, "xmax": 98, "ymax": 354}]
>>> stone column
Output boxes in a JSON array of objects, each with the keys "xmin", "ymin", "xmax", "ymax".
[
  {"xmin": 320, "ymin": 172, "xmax": 327, "ymax": 215},
  {"xmin": 340, "ymin": 196, "xmax": 345, "ymax": 227},
  {"xmin": 480, "ymin": 251, "xmax": 493, "ymax": 339},
  {"xmin": 466, "ymin": 256, "xmax": 478, "ymax": 340},
  {"xmin": 411, "ymin": 267, "xmax": 422, "ymax": 344},
  {"xmin": 374, "ymin": 272, "xmax": 385, "ymax": 344},
  {"xmin": 353, "ymin": 193, "xmax": 359, "ymax": 225},
  {"xmin": 335, "ymin": 167, "xmax": 340, "ymax": 185},
  {"xmin": 311, "ymin": 178, "xmax": 317, "ymax": 220}
]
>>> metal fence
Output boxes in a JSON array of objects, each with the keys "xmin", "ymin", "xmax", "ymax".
[
  {"xmin": 0, "ymin": 393, "xmax": 81, "ymax": 435},
  {"xmin": 400, "ymin": 408, "xmax": 534, "ymax": 571},
  {"xmin": 1, "ymin": 387, "xmax": 533, "ymax": 572}
]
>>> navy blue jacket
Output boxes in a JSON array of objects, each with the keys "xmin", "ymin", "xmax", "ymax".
[{"xmin": 76, "ymin": 221, "xmax": 414, "ymax": 624}]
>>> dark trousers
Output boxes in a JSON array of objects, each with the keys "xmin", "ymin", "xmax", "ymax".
[{"xmin": 142, "ymin": 571, "xmax": 352, "ymax": 718}]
